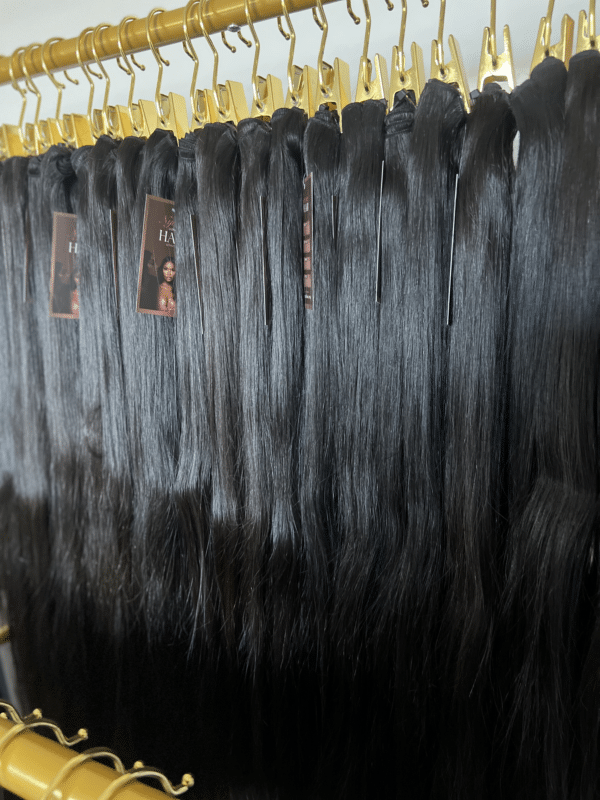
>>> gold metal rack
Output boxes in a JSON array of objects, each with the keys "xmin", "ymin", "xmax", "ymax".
[
  {"xmin": 0, "ymin": 701, "xmax": 193, "ymax": 800},
  {"xmin": 0, "ymin": 0, "xmax": 339, "ymax": 86}
]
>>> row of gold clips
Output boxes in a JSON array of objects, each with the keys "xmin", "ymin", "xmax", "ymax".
[
  {"xmin": 0, "ymin": 700, "xmax": 193, "ymax": 800},
  {"xmin": 0, "ymin": 0, "xmax": 595, "ymax": 160}
]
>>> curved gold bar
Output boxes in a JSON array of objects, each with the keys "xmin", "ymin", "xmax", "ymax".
[
  {"xmin": 0, "ymin": 0, "xmax": 339, "ymax": 86},
  {"xmin": 0, "ymin": 714, "xmax": 186, "ymax": 800}
]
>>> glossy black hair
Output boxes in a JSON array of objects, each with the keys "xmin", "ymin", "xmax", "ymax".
[
  {"xmin": 500, "ymin": 56, "xmax": 572, "ymax": 800},
  {"xmin": 388, "ymin": 79, "xmax": 465, "ymax": 799},
  {"xmin": 437, "ymin": 82, "xmax": 515, "ymax": 800}
]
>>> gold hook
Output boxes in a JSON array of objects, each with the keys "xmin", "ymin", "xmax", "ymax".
[
  {"xmin": 0, "ymin": 51, "xmax": 28, "ymax": 157},
  {"xmin": 434, "ymin": 0, "xmax": 446, "ymax": 77},
  {"xmin": 355, "ymin": 0, "xmax": 389, "ymax": 101},
  {"xmin": 41, "ymin": 749, "xmax": 126, "ymax": 800},
  {"xmin": 389, "ymin": 0, "xmax": 426, "ymax": 105},
  {"xmin": 280, "ymin": 0, "xmax": 318, "ymax": 113},
  {"xmin": 361, "ymin": 0, "xmax": 371, "ymax": 63},
  {"xmin": 278, "ymin": 0, "xmax": 297, "ymax": 102},
  {"xmin": 97, "ymin": 764, "xmax": 193, "ymax": 800},
  {"xmin": 39, "ymin": 38, "xmax": 72, "ymax": 147},
  {"xmin": 9, "ymin": 48, "xmax": 27, "ymax": 131},
  {"xmin": 315, "ymin": 0, "xmax": 329, "ymax": 97},
  {"xmin": 531, "ymin": 0, "xmax": 574, "ymax": 71},
  {"xmin": 577, "ymin": 0, "xmax": 598, "ymax": 52},
  {"xmin": 489, "ymin": 0, "xmax": 498, "ymax": 65},
  {"xmin": 313, "ymin": 0, "xmax": 352, "ymax": 123},
  {"xmin": 245, "ymin": 0, "xmax": 264, "ymax": 114},
  {"xmin": 183, "ymin": 0, "xmax": 208, "ymax": 127},
  {"xmin": 347, "ymin": 0, "xmax": 361, "ymax": 25},
  {"xmin": 20, "ymin": 46, "xmax": 42, "ymax": 128},
  {"xmin": 430, "ymin": 0, "xmax": 470, "ymax": 111},
  {"xmin": 146, "ymin": 7, "xmax": 171, "ymax": 128},
  {"xmin": 41, "ymin": 38, "xmax": 65, "ymax": 120},
  {"xmin": 477, "ymin": 0, "xmax": 515, "ymax": 92},
  {"xmin": 116, "ymin": 16, "xmax": 147, "ymax": 137},
  {"xmin": 90, "ymin": 24, "xmax": 113, "ymax": 137},
  {"xmin": 40, "ymin": 38, "xmax": 79, "ymax": 120},
  {"xmin": 222, "ymin": 24, "xmax": 252, "ymax": 52},
  {"xmin": 19, "ymin": 45, "xmax": 43, "ymax": 154},
  {"xmin": 75, "ymin": 27, "xmax": 99, "ymax": 126},
  {"xmin": 197, "ymin": 0, "xmax": 224, "ymax": 117},
  {"xmin": 245, "ymin": 0, "xmax": 284, "ymax": 119}
]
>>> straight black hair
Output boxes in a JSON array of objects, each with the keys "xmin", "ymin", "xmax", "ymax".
[
  {"xmin": 500, "ymin": 56, "xmax": 571, "ymax": 800},
  {"xmin": 299, "ymin": 104, "xmax": 341, "ymax": 797},
  {"xmin": 437, "ymin": 82, "xmax": 515, "ymax": 800},
  {"xmin": 115, "ymin": 129, "xmax": 180, "ymax": 639},
  {"xmin": 0, "ymin": 154, "xmax": 50, "ymax": 720},
  {"xmin": 389, "ymin": 79, "xmax": 464, "ymax": 800},
  {"xmin": 325, "ymin": 97, "xmax": 388, "ymax": 800}
]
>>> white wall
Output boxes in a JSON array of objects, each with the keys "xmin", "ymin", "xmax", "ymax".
[{"xmin": 0, "ymin": 0, "xmax": 584, "ymax": 128}]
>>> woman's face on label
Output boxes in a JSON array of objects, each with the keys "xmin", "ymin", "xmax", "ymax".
[{"xmin": 163, "ymin": 261, "xmax": 175, "ymax": 282}]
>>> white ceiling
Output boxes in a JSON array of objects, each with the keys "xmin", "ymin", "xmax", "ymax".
[{"xmin": 0, "ymin": 0, "xmax": 584, "ymax": 126}]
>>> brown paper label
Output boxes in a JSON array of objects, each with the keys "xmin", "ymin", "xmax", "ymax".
[
  {"xmin": 303, "ymin": 173, "xmax": 314, "ymax": 310},
  {"xmin": 50, "ymin": 212, "xmax": 79, "ymax": 319},
  {"xmin": 136, "ymin": 194, "xmax": 176, "ymax": 317}
]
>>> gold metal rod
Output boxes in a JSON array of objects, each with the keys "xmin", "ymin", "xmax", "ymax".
[
  {"xmin": 0, "ymin": 0, "xmax": 340, "ymax": 85},
  {"xmin": 0, "ymin": 715, "xmax": 178, "ymax": 800}
]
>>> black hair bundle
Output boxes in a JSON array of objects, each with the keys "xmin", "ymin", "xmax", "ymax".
[
  {"xmin": 437, "ymin": 83, "xmax": 515, "ymax": 800},
  {"xmin": 324, "ymin": 98, "xmax": 387, "ymax": 799},
  {"xmin": 495, "ymin": 58, "xmax": 569, "ymax": 798},
  {"xmin": 2, "ymin": 60, "xmax": 600, "ymax": 800},
  {"xmin": 499, "ymin": 57, "xmax": 570, "ymax": 800},
  {"xmin": 174, "ymin": 130, "xmax": 214, "ymax": 643},
  {"xmin": 509, "ymin": 50, "xmax": 600, "ymax": 800},
  {"xmin": 389, "ymin": 79, "xmax": 465, "ymax": 799},
  {"xmin": 193, "ymin": 121, "xmax": 249, "ymax": 789},
  {"xmin": 115, "ymin": 129, "xmax": 180, "ymax": 639},
  {"xmin": 0, "ymin": 154, "xmax": 50, "ymax": 718},
  {"xmin": 299, "ymin": 105, "xmax": 341, "ymax": 797}
]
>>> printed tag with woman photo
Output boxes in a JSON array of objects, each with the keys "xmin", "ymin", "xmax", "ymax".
[{"xmin": 136, "ymin": 194, "xmax": 176, "ymax": 318}]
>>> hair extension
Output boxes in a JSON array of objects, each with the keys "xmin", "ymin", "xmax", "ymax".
[
  {"xmin": 72, "ymin": 135, "xmax": 132, "ymax": 626},
  {"xmin": 114, "ymin": 129, "xmax": 180, "ymax": 638},
  {"xmin": 174, "ymin": 130, "xmax": 213, "ymax": 633},
  {"xmin": 371, "ymin": 88, "xmax": 415, "ymax": 793},
  {"xmin": 435, "ymin": 83, "xmax": 515, "ymax": 800},
  {"xmin": 499, "ymin": 56, "xmax": 572, "ymax": 800},
  {"xmin": 173, "ymin": 129, "xmax": 234, "ymax": 797},
  {"xmin": 322, "ymin": 97, "xmax": 388, "ymax": 800},
  {"xmin": 299, "ymin": 104, "xmax": 340, "ymax": 796},
  {"xmin": 236, "ymin": 117, "xmax": 273, "ymax": 699},
  {"xmin": 193, "ymin": 122, "xmax": 251, "ymax": 789},
  {"xmin": 265, "ymin": 106, "xmax": 330, "ymax": 795},
  {"xmin": 0, "ymin": 154, "xmax": 50, "ymax": 716},
  {"xmin": 560, "ymin": 51, "xmax": 600, "ymax": 800},
  {"xmin": 502, "ymin": 50, "xmax": 600, "ymax": 800},
  {"xmin": 384, "ymin": 80, "xmax": 465, "ymax": 800}
]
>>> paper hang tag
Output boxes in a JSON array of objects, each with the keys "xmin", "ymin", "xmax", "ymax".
[
  {"xmin": 302, "ymin": 174, "xmax": 314, "ymax": 311},
  {"xmin": 136, "ymin": 194, "xmax": 176, "ymax": 318},
  {"xmin": 50, "ymin": 212, "xmax": 79, "ymax": 319}
]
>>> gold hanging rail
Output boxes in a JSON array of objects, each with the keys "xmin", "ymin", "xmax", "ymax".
[
  {"xmin": 0, "ymin": 0, "xmax": 340, "ymax": 87},
  {"xmin": 0, "ymin": 701, "xmax": 194, "ymax": 800}
]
